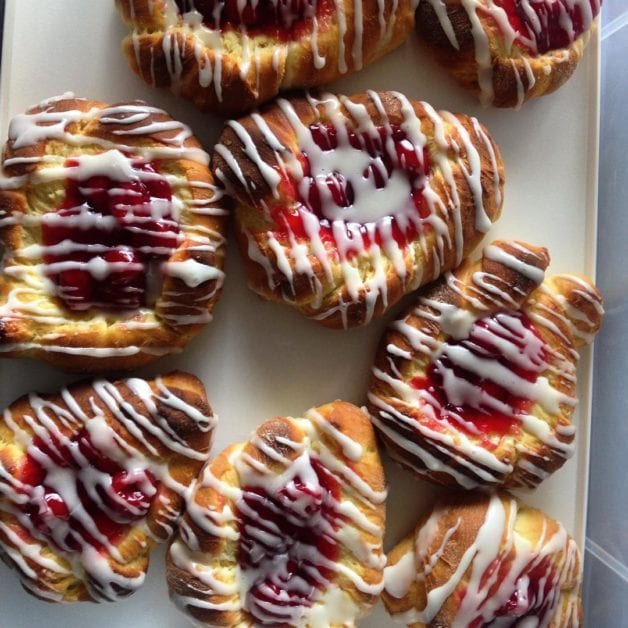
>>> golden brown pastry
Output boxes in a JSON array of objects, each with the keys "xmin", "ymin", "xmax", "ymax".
[
  {"xmin": 213, "ymin": 91, "xmax": 504, "ymax": 329},
  {"xmin": 382, "ymin": 491, "xmax": 582, "ymax": 626},
  {"xmin": 0, "ymin": 94, "xmax": 227, "ymax": 372},
  {"xmin": 415, "ymin": 0, "xmax": 602, "ymax": 107},
  {"xmin": 167, "ymin": 400, "xmax": 386, "ymax": 626},
  {"xmin": 115, "ymin": 0, "xmax": 416, "ymax": 115},
  {"xmin": 0, "ymin": 371, "xmax": 215, "ymax": 603},
  {"xmin": 368, "ymin": 239, "xmax": 603, "ymax": 489}
]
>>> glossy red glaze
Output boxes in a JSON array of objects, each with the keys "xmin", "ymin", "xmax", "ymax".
[
  {"xmin": 237, "ymin": 457, "xmax": 340, "ymax": 622},
  {"xmin": 42, "ymin": 158, "xmax": 179, "ymax": 311},
  {"xmin": 412, "ymin": 312, "xmax": 546, "ymax": 438},
  {"xmin": 20, "ymin": 429, "xmax": 157, "ymax": 551},
  {"xmin": 271, "ymin": 123, "xmax": 431, "ymax": 255}
]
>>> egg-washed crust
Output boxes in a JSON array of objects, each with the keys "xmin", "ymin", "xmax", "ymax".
[
  {"xmin": 115, "ymin": 0, "xmax": 416, "ymax": 115},
  {"xmin": 368, "ymin": 239, "xmax": 603, "ymax": 490},
  {"xmin": 213, "ymin": 91, "xmax": 504, "ymax": 329},
  {"xmin": 0, "ymin": 371, "xmax": 215, "ymax": 603},
  {"xmin": 167, "ymin": 400, "xmax": 386, "ymax": 627},
  {"xmin": 0, "ymin": 94, "xmax": 227, "ymax": 372},
  {"xmin": 382, "ymin": 491, "xmax": 582, "ymax": 627},
  {"xmin": 415, "ymin": 0, "xmax": 598, "ymax": 108}
]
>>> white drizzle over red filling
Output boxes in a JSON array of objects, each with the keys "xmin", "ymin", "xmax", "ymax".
[
  {"xmin": 0, "ymin": 376, "xmax": 215, "ymax": 602},
  {"xmin": 423, "ymin": 0, "xmax": 601, "ymax": 105},
  {"xmin": 216, "ymin": 91, "xmax": 500, "ymax": 327},
  {"xmin": 0, "ymin": 94, "xmax": 226, "ymax": 359},
  {"xmin": 169, "ymin": 409, "xmax": 386, "ymax": 626},
  {"xmin": 383, "ymin": 493, "xmax": 582, "ymax": 627}
]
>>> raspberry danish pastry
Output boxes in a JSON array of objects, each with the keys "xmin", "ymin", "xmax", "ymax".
[
  {"xmin": 383, "ymin": 491, "xmax": 582, "ymax": 626},
  {"xmin": 0, "ymin": 94, "xmax": 227, "ymax": 372},
  {"xmin": 214, "ymin": 91, "xmax": 504, "ymax": 329},
  {"xmin": 416, "ymin": 0, "xmax": 602, "ymax": 107},
  {"xmin": 0, "ymin": 371, "xmax": 215, "ymax": 603},
  {"xmin": 368, "ymin": 239, "xmax": 603, "ymax": 489},
  {"xmin": 115, "ymin": 0, "xmax": 416, "ymax": 114},
  {"xmin": 167, "ymin": 400, "xmax": 386, "ymax": 626}
]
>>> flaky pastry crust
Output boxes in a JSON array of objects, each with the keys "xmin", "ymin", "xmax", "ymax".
[
  {"xmin": 115, "ymin": 0, "xmax": 416, "ymax": 115},
  {"xmin": 382, "ymin": 491, "xmax": 582, "ymax": 626},
  {"xmin": 416, "ymin": 0, "xmax": 601, "ymax": 107},
  {"xmin": 0, "ymin": 94, "xmax": 227, "ymax": 372},
  {"xmin": 0, "ymin": 371, "xmax": 215, "ymax": 603},
  {"xmin": 213, "ymin": 90, "xmax": 504, "ymax": 329},
  {"xmin": 167, "ymin": 400, "xmax": 386, "ymax": 626},
  {"xmin": 368, "ymin": 239, "xmax": 603, "ymax": 490}
]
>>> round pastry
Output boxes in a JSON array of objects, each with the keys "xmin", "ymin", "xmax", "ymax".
[
  {"xmin": 0, "ymin": 94, "xmax": 227, "ymax": 372},
  {"xmin": 0, "ymin": 371, "xmax": 215, "ymax": 602},
  {"xmin": 115, "ymin": 0, "xmax": 416, "ymax": 115},
  {"xmin": 415, "ymin": 0, "xmax": 602, "ymax": 107},
  {"xmin": 167, "ymin": 400, "xmax": 386, "ymax": 626},
  {"xmin": 368, "ymin": 239, "xmax": 603, "ymax": 489},
  {"xmin": 382, "ymin": 491, "xmax": 582, "ymax": 626},
  {"xmin": 213, "ymin": 91, "xmax": 504, "ymax": 328}
]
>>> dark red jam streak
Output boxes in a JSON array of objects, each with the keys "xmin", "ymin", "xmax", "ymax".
[
  {"xmin": 466, "ymin": 555, "xmax": 557, "ymax": 625},
  {"xmin": 237, "ymin": 458, "xmax": 341, "ymax": 624},
  {"xmin": 41, "ymin": 158, "xmax": 179, "ymax": 311},
  {"xmin": 272, "ymin": 123, "xmax": 431, "ymax": 257},
  {"xmin": 411, "ymin": 312, "xmax": 546, "ymax": 442},
  {"xmin": 492, "ymin": 0, "xmax": 599, "ymax": 54},
  {"xmin": 18, "ymin": 430, "xmax": 156, "ymax": 552},
  {"xmin": 175, "ymin": 0, "xmax": 332, "ymax": 39}
]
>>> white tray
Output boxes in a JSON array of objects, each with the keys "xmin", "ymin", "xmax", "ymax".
[{"xmin": 0, "ymin": 1, "xmax": 600, "ymax": 626}]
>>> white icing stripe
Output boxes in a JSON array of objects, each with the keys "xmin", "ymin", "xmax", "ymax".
[{"xmin": 0, "ymin": 375, "xmax": 214, "ymax": 602}]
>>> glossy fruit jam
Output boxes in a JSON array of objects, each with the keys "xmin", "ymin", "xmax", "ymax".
[
  {"xmin": 41, "ymin": 153, "xmax": 179, "ymax": 312},
  {"xmin": 175, "ymin": 0, "xmax": 331, "ymax": 39},
  {"xmin": 237, "ymin": 456, "xmax": 340, "ymax": 625},
  {"xmin": 272, "ymin": 122, "xmax": 431, "ymax": 256},
  {"xmin": 493, "ymin": 0, "xmax": 600, "ymax": 54},
  {"xmin": 412, "ymin": 311, "xmax": 547, "ymax": 438},
  {"xmin": 18, "ymin": 428, "xmax": 157, "ymax": 553}
]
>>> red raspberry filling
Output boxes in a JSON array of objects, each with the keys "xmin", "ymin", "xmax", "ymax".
[
  {"xmin": 237, "ymin": 458, "xmax": 340, "ymax": 624},
  {"xmin": 176, "ymin": 0, "xmax": 331, "ymax": 39},
  {"xmin": 18, "ymin": 430, "xmax": 157, "ymax": 553},
  {"xmin": 493, "ymin": 0, "xmax": 599, "ymax": 54},
  {"xmin": 272, "ymin": 123, "xmax": 431, "ymax": 256},
  {"xmin": 41, "ymin": 156, "xmax": 179, "ymax": 312},
  {"xmin": 411, "ymin": 312, "xmax": 547, "ymax": 439}
]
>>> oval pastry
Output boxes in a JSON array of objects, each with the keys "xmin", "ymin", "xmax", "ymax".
[
  {"xmin": 416, "ymin": 0, "xmax": 602, "ymax": 107},
  {"xmin": 382, "ymin": 491, "xmax": 582, "ymax": 626},
  {"xmin": 368, "ymin": 239, "xmax": 603, "ymax": 489},
  {"xmin": 0, "ymin": 371, "xmax": 215, "ymax": 603},
  {"xmin": 0, "ymin": 94, "xmax": 227, "ymax": 372},
  {"xmin": 167, "ymin": 400, "xmax": 386, "ymax": 626},
  {"xmin": 115, "ymin": 0, "xmax": 416, "ymax": 114},
  {"xmin": 213, "ymin": 91, "xmax": 504, "ymax": 328}
]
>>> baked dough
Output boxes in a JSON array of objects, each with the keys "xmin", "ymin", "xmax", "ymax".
[
  {"xmin": 0, "ymin": 371, "xmax": 215, "ymax": 602},
  {"xmin": 213, "ymin": 91, "xmax": 504, "ymax": 328},
  {"xmin": 167, "ymin": 400, "xmax": 386, "ymax": 626},
  {"xmin": 115, "ymin": 0, "xmax": 416, "ymax": 114},
  {"xmin": 0, "ymin": 94, "xmax": 227, "ymax": 372},
  {"xmin": 368, "ymin": 239, "xmax": 603, "ymax": 489},
  {"xmin": 383, "ymin": 490, "xmax": 582, "ymax": 626},
  {"xmin": 416, "ymin": 0, "xmax": 601, "ymax": 107}
]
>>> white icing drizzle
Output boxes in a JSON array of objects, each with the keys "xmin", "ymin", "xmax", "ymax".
[
  {"xmin": 0, "ymin": 374, "xmax": 215, "ymax": 602},
  {"xmin": 422, "ymin": 0, "xmax": 601, "ymax": 105},
  {"xmin": 169, "ymin": 408, "xmax": 386, "ymax": 626},
  {"xmin": 384, "ymin": 493, "xmax": 582, "ymax": 627},
  {"xmin": 0, "ymin": 94, "xmax": 227, "ymax": 360},
  {"xmin": 369, "ymin": 241, "xmax": 600, "ymax": 489},
  {"xmin": 216, "ymin": 91, "xmax": 501, "ymax": 327}
]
